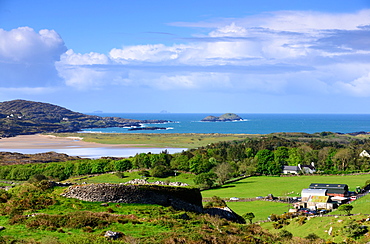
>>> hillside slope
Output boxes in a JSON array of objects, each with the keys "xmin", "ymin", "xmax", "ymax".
[{"xmin": 0, "ymin": 100, "xmax": 168, "ymax": 137}]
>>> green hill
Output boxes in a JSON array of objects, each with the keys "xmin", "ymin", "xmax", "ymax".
[{"xmin": 0, "ymin": 100, "xmax": 168, "ymax": 137}]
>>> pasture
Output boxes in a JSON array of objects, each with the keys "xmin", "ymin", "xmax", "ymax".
[
  {"xmin": 202, "ymin": 174, "xmax": 370, "ymax": 199},
  {"xmin": 51, "ymin": 132, "xmax": 252, "ymax": 148}
]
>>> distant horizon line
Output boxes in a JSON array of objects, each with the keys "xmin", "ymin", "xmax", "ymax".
[{"xmin": 86, "ymin": 112, "xmax": 370, "ymax": 115}]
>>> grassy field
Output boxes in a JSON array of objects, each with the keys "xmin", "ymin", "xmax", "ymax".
[
  {"xmin": 51, "ymin": 131, "xmax": 370, "ymax": 149},
  {"xmin": 202, "ymin": 174, "xmax": 370, "ymax": 199},
  {"xmin": 227, "ymin": 201, "xmax": 291, "ymax": 222},
  {"xmin": 331, "ymin": 193, "xmax": 370, "ymax": 215},
  {"xmin": 262, "ymin": 214, "xmax": 370, "ymax": 243},
  {"xmin": 51, "ymin": 132, "xmax": 253, "ymax": 148}
]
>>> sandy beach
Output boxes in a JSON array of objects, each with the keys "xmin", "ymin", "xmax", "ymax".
[{"xmin": 0, "ymin": 134, "xmax": 142, "ymax": 149}]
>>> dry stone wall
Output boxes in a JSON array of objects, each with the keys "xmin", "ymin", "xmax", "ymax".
[{"xmin": 61, "ymin": 183, "xmax": 203, "ymax": 212}]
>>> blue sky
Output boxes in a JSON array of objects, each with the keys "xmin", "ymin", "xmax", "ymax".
[{"xmin": 1, "ymin": 0, "xmax": 370, "ymax": 113}]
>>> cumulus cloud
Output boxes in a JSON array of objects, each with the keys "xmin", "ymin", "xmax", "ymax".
[
  {"xmin": 0, "ymin": 27, "xmax": 65, "ymax": 63},
  {"xmin": 0, "ymin": 27, "xmax": 67, "ymax": 89}
]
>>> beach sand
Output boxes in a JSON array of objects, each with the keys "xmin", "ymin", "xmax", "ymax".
[{"xmin": 0, "ymin": 134, "xmax": 144, "ymax": 149}]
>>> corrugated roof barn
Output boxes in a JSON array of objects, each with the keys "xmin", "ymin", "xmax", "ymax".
[{"xmin": 309, "ymin": 183, "xmax": 349, "ymax": 197}]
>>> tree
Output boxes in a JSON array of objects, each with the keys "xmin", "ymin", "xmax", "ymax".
[
  {"xmin": 214, "ymin": 162, "xmax": 233, "ymax": 185},
  {"xmin": 332, "ymin": 148, "xmax": 353, "ymax": 171},
  {"xmin": 255, "ymin": 149, "xmax": 274, "ymax": 175},
  {"xmin": 274, "ymin": 146, "xmax": 289, "ymax": 166},
  {"xmin": 338, "ymin": 204, "xmax": 354, "ymax": 215},
  {"xmin": 242, "ymin": 212, "xmax": 255, "ymax": 224},
  {"xmin": 114, "ymin": 159, "xmax": 132, "ymax": 172},
  {"xmin": 193, "ymin": 172, "xmax": 217, "ymax": 189},
  {"xmin": 150, "ymin": 165, "xmax": 173, "ymax": 178}
]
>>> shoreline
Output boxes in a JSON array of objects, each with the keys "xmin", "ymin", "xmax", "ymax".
[{"xmin": 0, "ymin": 134, "xmax": 150, "ymax": 150}]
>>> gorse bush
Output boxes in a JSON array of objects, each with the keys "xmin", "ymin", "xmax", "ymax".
[
  {"xmin": 204, "ymin": 196, "xmax": 227, "ymax": 208},
  {"xmin": 0, "ymin": 183, "xmax": 55, "ymax": 217}
]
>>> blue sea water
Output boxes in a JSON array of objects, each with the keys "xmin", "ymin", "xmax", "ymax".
[
  {"xmin": 83, "ymin": 113, "xmax": 370, "ymax": 134},
  {"xmin": 3, "ymin": 113, "xmax": 370, "ymax": 158}
]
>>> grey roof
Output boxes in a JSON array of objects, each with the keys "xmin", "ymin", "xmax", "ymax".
[
  {"xmin": 283, "ymin": 166, "xmax": 300, "ymax": 171},
  {"xmin": 300, "ymin": 164, "xmax": 315, "ymax": 170},
  {"xmin": 309, "ymin": 183, "xmax": 348, "ymax": 190},
  {"xmin": 309, "ymin": 183, "xmax": 348, "ymax": 194}
]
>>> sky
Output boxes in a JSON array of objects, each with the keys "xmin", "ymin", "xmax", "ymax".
[{"xmin": 1, "ymin": 0, "xmax": 370, "ymax": 113}]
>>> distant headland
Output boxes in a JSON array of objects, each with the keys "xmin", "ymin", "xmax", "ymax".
[
  {"xmin": 0, "ymin": 100, "xmax": 171, "ymax": 137},
  {"xmin": 201, "ymin": 113, "xmax": 243, "ymax": 122}
]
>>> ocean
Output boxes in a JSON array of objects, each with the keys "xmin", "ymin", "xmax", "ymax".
[
  {"xmin": 3, "ymin": 113, "xmax": 370, "ymax": 158},
  {"xmin": 83, "ymin": 113, "xmax": 370, "ymax": 134}
]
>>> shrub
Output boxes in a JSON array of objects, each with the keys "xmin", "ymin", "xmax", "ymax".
[
  {"xmin": 28, "ymin": 174, "xmax": 48, "ymax": 183},
  {"xmin": 242, "ymin": 212, "xmax": 255, "ymax": 224},
  {"xmin": 338, "ymin": 204, "xmax": 354, "ymax": 215},
  {"xmin": 150, "ymin": 165, "xmax": 173, "ymax": 178},
  {"xmin": 0, "ymin": 189, "xmax": 11, "ymax": 203},
  {"xmin": 204, "ymin": 196, "xmax": 227, "ymax": 208},
  {"xmin": 273, "ymin": 222, "xmax": 283, "ymax": 229},
  {"xmin": 82, "ymin": 226, "xmax": 94, "ymax": 233},
  {"xmin": 296, "ymin": 216, "xmax": 306, "ymax": 225},
  {"xmin": 138, "ymin": 170, "xmax": 150, "ymax": 177},
  {"xmin": 342, "ymin": 220, "xmax": 368, "ymax": 239},
  {"xmin": 279, "ymin": 229, "xmax": 293, "ymax": 240},
  {"xmin": 114, "ymin": 171, "xmax": 124, "ymax": 178},
  {"xmin": 305, "ymin": 233, "xmax": 320, "ymax": 241},
  {"xmin": 193, "ymin": 172, "xmax": 217, "ymax": 189}
]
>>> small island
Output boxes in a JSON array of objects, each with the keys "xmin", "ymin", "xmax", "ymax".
[{"xmin": 201, "ymin": 113, "xmax": 243, "ymax": 122}]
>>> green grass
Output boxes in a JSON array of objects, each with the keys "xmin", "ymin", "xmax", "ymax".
[
  {"xmin": 330, "ymin": 193, "xmax": 370, "ymax": 215},
  {"xmin": 226, "ymin": 201, "xmax": 291, "ymax": 222},
  {"xmin": 262, "ymin": 214, "xmax": 370, "ymax": 243},
  {"xmin": 51, "ymin": 132, "xmax": 253, "ymax": 148},
  {"xmin": 202, "ymin": 174, "xmax": 370, "ymax": 199},
  {"xmin": 50, "ymin": 131, "xmax": 370, "ymax": 149},
  {"xmin": 350, "ymin": 194, "xmax": 370, "ymax": 214}
]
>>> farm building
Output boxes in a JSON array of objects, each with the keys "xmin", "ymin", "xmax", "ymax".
[
  {"xmin": 309, "ymin": 183, "xmax": 349, "ymax": 197},
  {"xmin": 301, "ymin": 188, "xmax": 327, "ymax": 202},
  {"xmin": 282, "ymin": 162, "xmax": 316, "ymax": 174},
  {"xmin": 306, "ymin": 196, "xmax": 335, "ymax": 210},
  {"xmin": 282, "ymin": 166, "xmax": 300, "ymax": 174}
]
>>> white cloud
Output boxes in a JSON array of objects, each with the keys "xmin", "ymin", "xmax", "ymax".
[
  {"xmin": 335, "ymin": 72, "xmax": 370, "ymax": 97},
  {"xmin": 0, "ymin": 27, "xmax": 66, "ymax": 63},
  {"xmin": 0, "ymin": 27, "xmax": 66, "ymax": 88},
  {"xmin": 60, "ymin": 49, "xmax": 109, "ymax": 65},
  {"xmin": 109, "ymin": 44, "xmax": 182, "ymax": 63}
]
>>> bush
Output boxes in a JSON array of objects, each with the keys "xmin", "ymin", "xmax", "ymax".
[
  {"xmin": 273, "ymin": 222, "xmax": 283, "ymax": 229},
  {"xmin": 28, "ymin": 174, "xmax": 48, "ymax": 183},
  {"xmin": 114, "ymin": 159, "xmax": 132, "ymax": 172},
  {"xmin": 138, "ymin": 170, "xmax": 150, "ymax": 177},
  {"xmin": 150, "ymin": 165, "xmax": 173, "ymax": 178},
  {"xmin": 338, "ymin": 204, "xmax": 354, "ymax": 215},
  {"xmin": 242, "ymin": 212, "xmax": 255, "ymax": 224},
  {"xmin": 204, "ymin": 196, "xmax": 227, "ymax": 208},
  {"xmin": 296, "ymin": 216, "xmax": 306, "ymax": 225},
  {"xmin": 305, "ymin": 233, "xmax": 320, "ymax": 241},
  {"xmin": 279, "ymin": 229, "xmax": 293, "ymax": 240},
  {"xmin": 114, "ymin": 171, "xmax": 124, "ymax": 178},
  {"xmin": 342, "ymin": 220, "xmax": 368, "ymax": 239},
  {"xmin": 193, "ymin": 172, "xmax": 217, "ymax": 189}
]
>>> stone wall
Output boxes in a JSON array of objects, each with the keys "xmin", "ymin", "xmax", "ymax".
[
  {"xmin": 61, "ymin": 183, "xmax": 203, "ymax": 212},
  {"xmin": 61, "ymin": 183, "xmax": 245, "ymax": 223}
]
